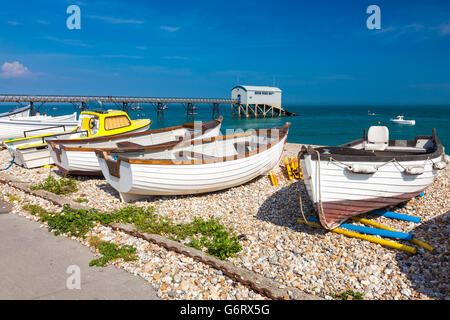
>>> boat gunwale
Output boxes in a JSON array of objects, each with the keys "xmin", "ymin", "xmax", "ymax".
[
  {"xmin": 0, "ymin": 105, "xmax": 31, "ymax": 118},
  {"xmin": 49, "ymin": 117, "xmax": 222, "ymax": 152},
  {"xmin": 299, "ymin": 130, "xmax": 443, "ymax": 163},
  {"xmin": 96, "ymin": 122, "xmax": 290, "ymax": 166}
]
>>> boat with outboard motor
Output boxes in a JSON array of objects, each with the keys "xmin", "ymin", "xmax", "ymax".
[{"xmin": 390, "ymin": 115, "xmax": 415, "ymax": 125}]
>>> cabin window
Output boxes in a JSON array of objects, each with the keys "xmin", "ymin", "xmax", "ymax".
[
  {"xmin": 104, "ymin": 115, "xmax": 131, "ymax": 130},
  {"xmin": 254, "ymin": 91, "xmax": 275, "ymax": 95}
]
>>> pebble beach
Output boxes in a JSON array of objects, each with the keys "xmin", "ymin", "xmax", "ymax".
[{"xmin": 0, "ymin": 142, "xmax": 448, "ymax": 300}]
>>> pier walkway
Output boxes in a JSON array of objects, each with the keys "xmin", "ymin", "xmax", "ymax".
[{"xmin": 0, "ymin": 94, "xmax": 297, "ymax": 120}]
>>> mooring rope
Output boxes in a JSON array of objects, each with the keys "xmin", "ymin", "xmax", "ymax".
[
  {"xmin": 0, "ymin": 156, "xmax": 15, "ymax": 172},
  {"xmin": 314, "ymin": 150, "xmax": 333, "ymax": 230}
]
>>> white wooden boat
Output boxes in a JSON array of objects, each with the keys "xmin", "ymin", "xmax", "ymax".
[
  {"xmin": 0, "ymin": 105, "xmax": 31, "ymax": 118},
  {"xmin": 49, "ymin": 117, "xmax": 223, "ymax": 176},
  {"xmin": 95, "ymin": 122, "xmax": 290, "ymax": 202},
  {"xmin": 5, "ymin": 110, "xmax": 151, "ymax": 169},
  {"xmin": 0, "ymin": 112, "xmax": 79, "ymax": 141},
  {"xmin": 390, "ymin": 115, "xmax": 415, "ymax": 125},
  {"xmin": 8, "ymin": 131, "xmax": 89, "ymax": 169},
  {"xmin": 298, "ymin": 126, "xmax": 446, "ymax": 230}
]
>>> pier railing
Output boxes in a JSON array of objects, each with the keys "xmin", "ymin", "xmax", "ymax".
[{"xmin": 0, "ymin": 94, "xmax": 297, "ymax": 119}]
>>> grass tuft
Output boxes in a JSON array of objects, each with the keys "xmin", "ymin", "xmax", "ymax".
[
  {"xmin": 22, "ymin": 204, "xmax": 242, "ymax": 261},
  {"xmin": 30, "ymin": 175, "xmax": 78, "ymax": 195}
]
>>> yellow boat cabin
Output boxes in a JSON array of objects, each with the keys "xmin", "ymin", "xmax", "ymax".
[{"xmin": 78, "ymin": 110, "xmax": 151, "ymax": 137}]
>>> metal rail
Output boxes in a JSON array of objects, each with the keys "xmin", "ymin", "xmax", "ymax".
[{"xmin": 0, "ymin": 94, "xmax": 239, "ymax": 104}]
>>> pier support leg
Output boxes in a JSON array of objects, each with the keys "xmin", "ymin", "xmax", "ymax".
[
  {"xmin": 157, "ymin": 102, "xmax": 165, "ymax": 121},
  {"xmin": 123, "ymin": 102, "xmax": 129, "ymax": 115},
  {"xmin": 186, "ymin": 103, "xmax": 195, "ymax": 121},
  {"xmin": 212, "ymin": 103, "xmax": 220, "ymax": 120}
]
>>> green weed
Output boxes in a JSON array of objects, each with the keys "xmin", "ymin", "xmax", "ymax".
[
  {"xmin": 330, "ymin": 290, "xmax": 364, "ymax": 300},
  {"xmin": 30, "ymin": 175, "xmax": 78, "ymax": 195}
]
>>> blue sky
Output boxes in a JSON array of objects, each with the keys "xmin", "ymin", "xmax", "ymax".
[{"xmin": 0, "ymin": 0, "xmax": 449, "ymax": 105}]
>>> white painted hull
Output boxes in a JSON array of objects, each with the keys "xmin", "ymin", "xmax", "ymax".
[
  {"xmin": 300, "ymin": 154, "xmax": 442, "ymax": 229},
  {"xmin": 0, "ymin": 112, "xmax": 79, "ymax": 141},
  {"xmin": 99, "ymin": 135, "xmax": 287, "ymax": 202},
  {"xmin": 14, "ymin": 147, "xmax": 54, "ymax": 169},
  {"xmin": 10, "ymin": 131, "xmax": 87, "ymax": 169},
  {"xmin": 0, "ymin": 106, "xmax": 30, "ymax": 118},
  {"xmin": 390, "ymin": 119, "xmax": 415, "ymax": 125},
  {"xmin": 301, "ymin": 156, "xmax": 440, "ymax": 204},
  {"xmin": 51, "ymin": 122, "xmax": 220, "ymax": 175}
]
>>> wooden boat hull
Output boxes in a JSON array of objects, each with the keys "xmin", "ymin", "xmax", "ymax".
[
  {"xmin": 0, "ymin": 106, "xmax": 31, "ymax": 118},
  {"xmin": 299, "ymin": 131, "xmax": 445, "ymax": 229},
  {"xmin": 6, "ymin": 110, "xmax": 151, "ymax": 169},
  {"xmin": 301, "ymin": 157, "xmax": 439, "ymax": 229},
  {"xmin": 50, "ymin": 124, "xmax": 152, "ymax": 175},
  {"xmin": 14, "ymin": 147, "xmax": 54, "ymax": 169},
  {"xmin": 0, "ymin": 113, "xmax": 79, "ymax": 141},
  {"xmin": 50, "ymin": 119, "xmax": 222, "ymax": 175},
  {"xmin": 10, "ymin": 131, "xmax": 87, "ymax": 169},
  {"xmin": 97, "ymin": 129, "xmax": 287, "ymax": 202}
]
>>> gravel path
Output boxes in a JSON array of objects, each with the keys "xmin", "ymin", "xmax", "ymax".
[{"xmin": 0, "ymin": 142, "xmax": 448, "ymax": 300}]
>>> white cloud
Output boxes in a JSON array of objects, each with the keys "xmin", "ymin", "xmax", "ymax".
[
  {"xmin": 164, "ymin": 56, "xmax": 189, "ymax": 60},
  {"xmin": 0, "ymin": 61, "xmax": 32, "ymax": 78},
  {"xmin": 102, "ymin": 54, "xmax": 143, "ymax": 59},
  {"xmin": 160, "ymin": 26, "xmax": 180, "ymax": 32},
  {"xmin": 7, "ymin": 21, "xmax": 21, "ymax": 26},
  {"xmin": 88, "ymin": 15, "xmax": 144, "ymax": 24},
  {"xmin": 44, "ymin": 36, "xmax": 90, "ymax": 47}
]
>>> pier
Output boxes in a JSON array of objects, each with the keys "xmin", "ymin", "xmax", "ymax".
[
  {"xmin": 0, "ymin": 91, "xmax": 297, "ymax": 120},
  {"xmin": 231, "ymin": 103, "xmax": 297, "ymax": 118}
]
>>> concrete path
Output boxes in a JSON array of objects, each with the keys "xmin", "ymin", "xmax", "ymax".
[{"xmin": 0, "ymin": 212, "xmax": 159, "ymax": 300}]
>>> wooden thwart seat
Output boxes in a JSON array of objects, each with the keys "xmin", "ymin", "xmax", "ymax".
[
  {"xmin": 116, "ymin": 141, "xmax": 143, "ymax": 148},
  {"xmin": 385, "ymin": 146, "xmax": 428, "ymax": 153},
  {"xmin": 177, "ymin": 151, "xmax": 220, "ymax": 161}
]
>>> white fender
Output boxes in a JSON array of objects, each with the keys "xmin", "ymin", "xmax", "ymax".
[
  {"xmin": 405, "ymin": 166, "xmax": 424, "ymax": 175},
  {"xmin": 433, "ymin": 161, "xmax": 446, "ymax": 170},
  {"xmin": 346, "ymin": 164, "xmax": 378, "ymax": 174}
]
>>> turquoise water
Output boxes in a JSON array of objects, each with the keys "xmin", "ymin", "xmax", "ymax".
[{"xmin": 1, "ymin": 104, "xmax": 449, "ymax": 148}]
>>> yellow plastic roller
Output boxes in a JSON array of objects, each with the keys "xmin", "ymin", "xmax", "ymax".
[
  {"xmin": 269, "ymin": 171, "xmax": 279, "ymax": 186},
  {"xmin": 298, "ymin": 219, "xmax": 417, "ymax": 254},
  {"xmin": 283, "ymin": 158, "xmax": 294, "ymax": 180},
  {"xmin": 351, "ymin": 216, "xmax": 435, "ymax": 252}
]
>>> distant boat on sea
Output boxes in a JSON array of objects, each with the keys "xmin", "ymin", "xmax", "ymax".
[
  {"xmin": 367, "ymin": 109, "xmax": 377, "ymax": 116},
  {"xmin": 390, "ymin": 115, "xmax": 416, "ymax": 125}
]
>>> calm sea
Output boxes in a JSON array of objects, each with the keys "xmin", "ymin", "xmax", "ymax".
[{"xmin": 1, "ymin": 104, "xmax": 449, "ymax": 148}]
